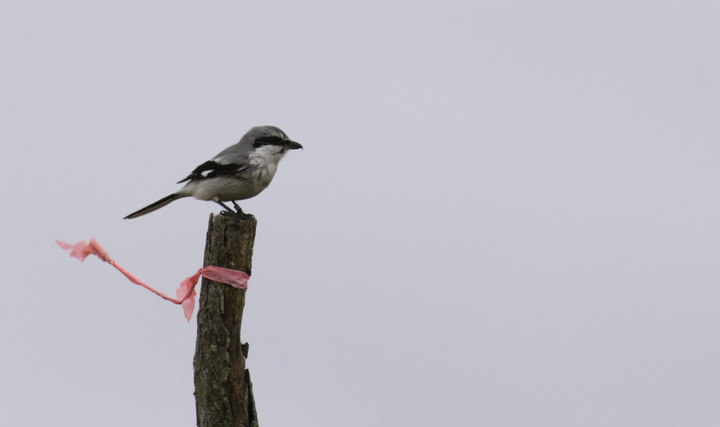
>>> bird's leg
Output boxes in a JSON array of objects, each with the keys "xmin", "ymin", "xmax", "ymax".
[
  {"xmin": 231, "ymin": 201, "xmax": 252, "ymax": 219},
  {"xmin": 231, "ymin": 201, "xmax": 245, "ymax": 215},
  {"xmin": 212, "ymin": 198, "xmax": 250, "ymax": 218},
  {"xmin": 214, "ymin": 200, "xmax": 236, "ymax": 215}
]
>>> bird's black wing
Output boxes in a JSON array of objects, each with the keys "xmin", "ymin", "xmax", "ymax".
[{"xmin": 177, "ymin": 160, "xmax": 248, "ymax": 183}]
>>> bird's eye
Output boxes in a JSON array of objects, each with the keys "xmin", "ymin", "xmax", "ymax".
[{"xmin": 253, "ymin": 136, "xmax": 284, "ymax": 147}]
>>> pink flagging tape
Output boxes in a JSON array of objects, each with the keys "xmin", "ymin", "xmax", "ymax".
[{"xmin": 56, "ymin": 238, "xmax": 250, "ymax": 321}]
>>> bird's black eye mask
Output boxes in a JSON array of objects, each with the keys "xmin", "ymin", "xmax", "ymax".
[{"xmin": 253, "ymin": 136, "xmax": 286, "ymax": 147}]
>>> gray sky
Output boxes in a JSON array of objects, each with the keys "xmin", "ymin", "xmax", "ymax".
[{"xmin": 2, "ymin": 1, "xmax": 720, "ymax": 426}]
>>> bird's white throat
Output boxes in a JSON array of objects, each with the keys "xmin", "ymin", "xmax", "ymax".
[
  {"xmin": 249, "ymin": 145, "xmax": 286, "ymax": 172},
  {"xmin": 248, "ymin": 145, "xmax": 288, "ymax": 185}
]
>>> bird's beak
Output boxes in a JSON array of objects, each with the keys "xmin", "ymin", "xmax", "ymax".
[{"xmin": 285, "ymin": 140, "xmax": 303, "ymax": 150}]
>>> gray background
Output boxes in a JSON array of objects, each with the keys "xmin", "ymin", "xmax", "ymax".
[{"xmin": 2, "ymin": 1, "xmax": 720, "ymax": 426}]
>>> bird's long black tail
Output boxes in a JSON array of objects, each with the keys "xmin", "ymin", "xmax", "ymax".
[{"xmin": 124, "ymin": 193, "xmax": 182, "ymax": 219}]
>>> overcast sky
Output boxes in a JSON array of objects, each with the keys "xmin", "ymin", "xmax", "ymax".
[{"xmin": 2, "ymin": 1, "xmax": 720, "ymax": 426}]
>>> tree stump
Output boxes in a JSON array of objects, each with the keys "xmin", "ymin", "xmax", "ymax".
[{"xmin": 193, "ymin": 213, "xmax": 259, "ymax": 427}]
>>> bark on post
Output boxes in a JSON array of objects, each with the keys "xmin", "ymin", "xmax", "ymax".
[{"xmin": 194, "ymin": 213, "xmax": 259, "ymax": 427}]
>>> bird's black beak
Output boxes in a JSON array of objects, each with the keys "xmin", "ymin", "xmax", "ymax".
[{"xmin": 285, "ymin": 140, "xmax": 303, "ymax": 150}]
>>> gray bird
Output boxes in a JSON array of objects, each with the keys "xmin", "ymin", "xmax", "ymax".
[{"xmin": 124, "ymin": 125, "xmax": 302, "ymax": 219}]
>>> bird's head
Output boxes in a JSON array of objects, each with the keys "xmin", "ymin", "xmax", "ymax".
[{"xmin": 247, "ymin": 126, "xmax": 303, "ymax": 152}]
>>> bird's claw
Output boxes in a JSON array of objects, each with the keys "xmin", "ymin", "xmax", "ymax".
[
  {"xmin": 231, "ymin": 201, "xmax": 253, "ymax": 219},
  {"xmin": 231, "ymin": 201, "xmax": 245, "ymax": 215},
  {"xmin": 215, "ymin": 200, "xmax": 252, "ymax": 219}
]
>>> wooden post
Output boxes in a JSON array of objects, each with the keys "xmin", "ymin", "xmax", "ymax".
[{"xmin": 193, "ymin": 213, "xmax": 259, "ymax": 427}]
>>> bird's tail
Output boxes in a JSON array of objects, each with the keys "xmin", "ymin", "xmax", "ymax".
[{"xmin": 124, "ymin": 193, "xmax": 183, "ymax": 219}]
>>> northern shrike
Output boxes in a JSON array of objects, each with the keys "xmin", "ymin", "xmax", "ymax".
[{"xmin": 124, "ymin": 125, "xmax": 302, "ymax": 219}]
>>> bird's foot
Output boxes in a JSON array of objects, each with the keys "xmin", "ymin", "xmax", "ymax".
[
  {"xmin": 214, "ymin": 200, "xmax": 243, "ymax": 217},
  {"xmin": 231, "ymin": 201, "xmax": 253, "ymax": 219},
  {"xmin": 231, "ymin": 201, "xmax": 245, "ymax": 215},
  {"xmin": 219, "ymin": 209, "xmax": 251, "ymax": 220},
  {"xmin": 214, "ymin": 200, "xmax": 252, "ymax": 219}
]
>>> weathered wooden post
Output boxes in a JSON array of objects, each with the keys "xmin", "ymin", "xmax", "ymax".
[{"xmin": 193, "ymin": 213, "xmax": 259, "ymax": 427}]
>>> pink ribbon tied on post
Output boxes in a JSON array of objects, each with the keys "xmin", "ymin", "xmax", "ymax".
[{"xmin": 56, "ymin": 238, "xmax": 250, "ymax": 321}]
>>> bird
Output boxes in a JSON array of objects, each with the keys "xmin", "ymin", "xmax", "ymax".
[{"xmin": 124, "ymin": 125, "xmax": 302, "ymax": 219}]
